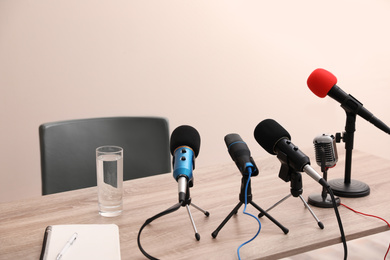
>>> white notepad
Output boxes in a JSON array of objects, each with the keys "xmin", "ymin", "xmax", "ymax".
[{"xmin": 40, "ymin": 224, "xmax": 121, "ymax": 260}]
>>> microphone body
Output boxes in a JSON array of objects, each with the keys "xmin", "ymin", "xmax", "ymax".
[
  {"xmin": 224, "ymin": 134, "xmax": 258, "ymax": 176},
  {"xmin": 328, "ymin": 85, "xmax": 386, "ymax": 131},
  {"xmin": 273, "ymin": 138, "xmax": 310, "ymax": 173},
  {"xmin": 307, "ymin": 68, "xmax": 390, "ymax": 134},
  {"xmin": 170, "ymin": 125, "xmax": 201, "ymax": 203},
  {"xmin": 172, "ymin": 146, "xmax": 194, "ymax": 202},
  {"xmin": 274, "ymin": 138, "xmax": 323, "ymax": 184}
]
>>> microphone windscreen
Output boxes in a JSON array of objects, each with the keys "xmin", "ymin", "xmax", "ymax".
[
  {"xmin": 170, "ymin": 125, "xmax": 201, "ymax": 157},
  {"xmin": 307, "ymin": 68, "xmax": 337, "ymax": 98},
  {"xmin": 254, "ymin": 119, "xmax": 291, "ymax": 155}
]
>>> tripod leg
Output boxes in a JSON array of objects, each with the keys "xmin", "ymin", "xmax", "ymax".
[
  {"xmin": 298, "ymin": 195, "xmax": 324, "ymax": 229},
  {"xmin": 211, "ymin": 201, "xmax": 243, "ymax": 238},
  {"xmin": 185, "ymin": 205, "xmax": 201, "ymax": 241},
  {"xmin": 250, "ymin": 201, "xmax": 289, "ymax": 234},
  {"xmin": 258, "ymin": 194, "xmax": 292, "ymax": 218},
  {"xmin": 191, "ymin": 203, "xmax": 210, "ymax": 217}
]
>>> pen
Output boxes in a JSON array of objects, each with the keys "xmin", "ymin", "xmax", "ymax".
[{"xmin": 56, "ymin": 232, "xmax": 78, "ymax": 260}]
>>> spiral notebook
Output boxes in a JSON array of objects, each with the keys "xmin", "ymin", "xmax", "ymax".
[{"xmin": 39, "ymin": 224, "xmax": 121, "ymax": 260}]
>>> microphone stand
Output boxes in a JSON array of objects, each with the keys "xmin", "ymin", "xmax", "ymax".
[
  {"xmin": 211, "ymin": 174, "xmax": 289, "ymax": 238},
  {"xmin": 308, "ymin": 147, "xmax": 341, "ymax": 208},
  {"xmin": 259, "ymin": 151, "xmax": 324, "ymax": 229},
  {"xmin": 140, "ymin": 182, "xmax": 209, "ymax": 241},
  {"xmin": 179, "ymin": 183, "xmax": 210, "ymax": 241},
  {"xmin": 329, "ymin": 111, "xmax": 370, "ymax": 197},
  {"xmin": 137, "ymin": 184, "xmax": 209, "ymax": 260}
]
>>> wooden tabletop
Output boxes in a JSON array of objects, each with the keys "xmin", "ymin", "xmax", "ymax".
[{"xmin": 1, "ymin": 149, "xmax": 389, "ymax": 259}]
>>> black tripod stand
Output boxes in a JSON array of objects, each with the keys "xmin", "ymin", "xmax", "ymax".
[
  {"xmin": 259, "ymin": 151, "xmax": 324, "ymax": 229},
  {"xmin": 211, "ymin": 175, "xmax": 289, "ymax": 238}
]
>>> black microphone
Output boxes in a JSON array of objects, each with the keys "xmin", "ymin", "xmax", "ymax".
[
  {"xmin": 314, "ymin": 134, "xmax": 338, "ymax": 169},
  {"xmin": 224, "ymin": 134, "xmax": 258, "ymax": 176},
  {"xmin": 170, "ymin": 125, "xmax": 201, "ymax": 203},
  {"xmin": 254, "ymin": 119, "xmax": 328, "ymax": 188},
  {"xmin": 307, "ymin": 68, "xmax": 390, "ymax": 134}
]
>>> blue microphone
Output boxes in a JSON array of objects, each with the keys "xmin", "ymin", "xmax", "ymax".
[
  {"xmin": 225, "ymin": 134, "xmax": 258, "ymax": 176},
  {"xmin": 170, "ymin": 125, "xmax": 201, "ymax": 203},
  {"xmin": 173, "ymin": 146, "xmax": 195, "ymax": 202}
]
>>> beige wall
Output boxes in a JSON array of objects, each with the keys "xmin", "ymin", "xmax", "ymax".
[{"xmin": 1, "ymin": 0, "xmax": 389, "ymax": 203}]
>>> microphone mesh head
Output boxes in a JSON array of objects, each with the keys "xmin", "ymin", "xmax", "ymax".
[
  {"xmin": 313, "ymin": 134, "xmax": 338, "ymax": 167},
  {"xmin": 307, "ymin": 68, "xmax": 338, "ymax": 98},
  {"xmin": 170, "ymin": 125, "xmax": 201, "ymax": 157},
  {"xmin": 254, "ymin": 119, "xmax": 291, "ymax": 155}
]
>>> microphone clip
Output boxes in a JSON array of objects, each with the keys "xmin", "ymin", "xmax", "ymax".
[
  {"xmin": 276, "ymin": 151, "xmax": 295, "ymax": 181},
  {"xmin": 276, "ymin": 151, "xmax": 303, "ymax": 197}
]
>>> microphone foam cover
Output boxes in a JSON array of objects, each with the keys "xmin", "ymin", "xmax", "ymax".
[
  {"xmin": 254, "ymin": 119, "xmax": 291, "ymax": 155},
  {"xmin": 307, "ymin": 68, "xmax": 337, "ymax": 98},
  {"xmin": 170, "ymin": 125, "xmax": 201, "ymax": 157}
]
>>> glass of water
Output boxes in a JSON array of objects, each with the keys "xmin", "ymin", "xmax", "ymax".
[{"xmin": 96, "ymin": 145, "xmax": 123, "ymax": 217}]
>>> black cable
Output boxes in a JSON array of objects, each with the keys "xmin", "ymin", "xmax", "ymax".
[
  {"xmin": 137, "ymin": 202, "xmax": 182, "ymax": 260},
  {"xmin": 327, "ymin": 186, "xmax": 348, "ymax": 260}
]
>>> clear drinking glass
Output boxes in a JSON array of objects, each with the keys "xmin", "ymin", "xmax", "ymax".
[{"xmin": 96, "ymin": 146, "xmax": 123, "ymax": 217}]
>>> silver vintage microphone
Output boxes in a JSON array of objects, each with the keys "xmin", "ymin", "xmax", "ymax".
[
  {"xmin": 314, "ymin": 134, "xmax": 338, "ymax": 169},
  {"xmin": 308, "ymin": 134, "xmax": 341, "ymax": 208}
]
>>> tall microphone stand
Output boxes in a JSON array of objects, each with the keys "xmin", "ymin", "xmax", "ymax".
[
  {"xmin": 259, "ymin": 151, "xmax": 324, "ymax": 229},
  {"xmin": 329, "ymin": 111, "xmax": 370, "ymax": 197},
  {"xmin": 211, "ymin": 174, "xmax": 289, "ymax": 238}
]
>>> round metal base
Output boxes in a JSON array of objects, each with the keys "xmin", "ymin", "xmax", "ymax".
[
  {"xmin": 328, "ymin": 178, "xmax": 370, "ymax": 198},
  {"xmin": 308, "ymin": 193, "xmax": 340, "ymax": 208}
]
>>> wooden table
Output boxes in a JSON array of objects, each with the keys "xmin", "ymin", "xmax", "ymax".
[{"xmin": 1, "ymin": 150, "xmax": 389, "ymax": 259}]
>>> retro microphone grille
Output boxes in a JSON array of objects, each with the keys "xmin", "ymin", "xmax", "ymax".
[{"xmin": 313, "ymin": 134, "xmax": 338, "ymax": 168}]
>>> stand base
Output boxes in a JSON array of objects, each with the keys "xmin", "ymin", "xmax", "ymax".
[
  {"xmin": 211, "ymin": 200, "xmax": 289, "ymax": 238},
  {"xmin": 308, "ymin": 193, "xmax": 341, "ymax": 208},
  {"xmin": 328, "ymin": 178, "xmax": 370, "ymax": 198}
]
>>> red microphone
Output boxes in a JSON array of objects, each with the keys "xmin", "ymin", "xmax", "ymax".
[{"xmin": 307, "ymin": 68, "xmax": 390, "ymax": 134}]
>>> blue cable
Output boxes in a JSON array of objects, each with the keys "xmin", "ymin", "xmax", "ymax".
[{"xmin": 237, "ymin": 167, "xmax": 262, "ymax": 260}]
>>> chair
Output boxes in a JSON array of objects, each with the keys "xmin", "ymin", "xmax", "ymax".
[{"xmin": 39, "ymin": 117, "xmax": 171, "ymax": 195}]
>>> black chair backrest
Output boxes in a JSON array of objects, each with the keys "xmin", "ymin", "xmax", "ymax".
[{"xmin": 39, "ymin": 117, "xmax": 171, "ymax": 195}]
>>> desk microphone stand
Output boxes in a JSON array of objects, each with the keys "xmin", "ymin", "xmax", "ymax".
[
  {"xmin": 137, "ymin": 184, "xmax": 209, "ymax": 260},
  {"xmin": 328, "ymin": 112, "xmax": 370, "ymax": 197},
  {"xmin": 308, "ymin": 147, "xmax": 341, "ymax": 208},
  {"xmin": 211, "ymin": 175, "xmax": 289, "ymax": 238},
  {"xmin": 178, "ymin": 184, "xmax": 210, "ymax": 241},
  {"xmin": 140, "ymin": 182, "xmax": 209, "ymax": 241},
  {"xmin": 259, "ymin": 152, "xmax": 324, "ymax": 229}
]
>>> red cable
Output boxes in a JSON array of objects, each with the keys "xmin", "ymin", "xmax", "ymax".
[{"xmin": 341, "ymin": 203, "xmax": 390, "ymax": 260}]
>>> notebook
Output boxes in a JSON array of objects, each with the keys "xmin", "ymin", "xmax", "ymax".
[{"xmin": 39, "ymin": 224, "xmax": 121, "ymax": 260}]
